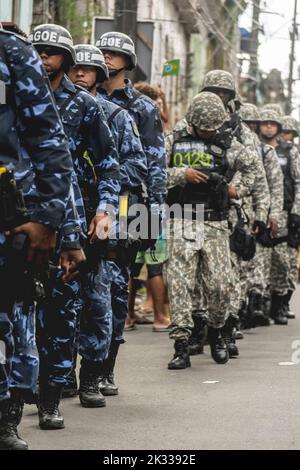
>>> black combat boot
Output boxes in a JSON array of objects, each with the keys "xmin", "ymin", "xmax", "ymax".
[
  {"xmin": 235, "ymin": 302, "xmax": 247, "ymax": 339},
  {"xmin": 0, "ymin": 391, "xmax": 28, "ymax": 450},
  {"xmin": 221, "ymin": 318, "xmax": 239, "ymax": 358},
  {"xmin": 248, "ymin": 292, "xmax": 265, "ymax": 327},
  {"xmin": 260, "ymin": 296, "xmax": 271, "ymax": 326},
  {"xmin": 38, "ymin": 382, "xmax": 65, "ymax": 430},
  {"xmin": 79, "ymin": 359, "xmax": 106, "ymax": 408},
  {"xmin": 207, "ymin": 327, "xmax": 229, "ymax": 364},
  {"xmin": 168, "ymin": 339, "xmax": 191, "ymax": 370},
  {"xmin": 188, "ymin": 316, "xmax": 207, "ymax": 355},
  {"xmin": 271, "ymin": 293, "xmax": 288, "ymax": 325},
  {"xmin": 99, "ymin": 340, "xmax": 120, "ymax": 396},
  {"xmin": 62, "ymin": 368, "xmax": 78, "ymax": 399}
]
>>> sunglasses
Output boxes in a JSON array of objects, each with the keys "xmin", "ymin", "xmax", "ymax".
[{"xmin": 35, "ymin": 45, "xmax": 63, "ymax": 56}]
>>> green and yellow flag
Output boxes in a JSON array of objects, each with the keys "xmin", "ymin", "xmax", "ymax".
[{"xmin": 162, "ymin": 59, "xmax": 180, "ymax": 76}]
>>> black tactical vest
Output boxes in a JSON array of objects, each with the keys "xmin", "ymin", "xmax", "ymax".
[
  {"xmin": 0, "ymin": 30, "xmax": 23, "ymax": 166},
  {"xmin": 167, "ymin": 131, "xmax": 229, "ymax": 211},
  {"xmin": 276, "ymin": 142, "xmax": 295, "ymax": 212}
]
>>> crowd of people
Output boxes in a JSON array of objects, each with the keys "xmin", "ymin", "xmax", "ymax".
[{"xmin": 0, "ymin": 21, "xmax": 299, "ymax": 451}]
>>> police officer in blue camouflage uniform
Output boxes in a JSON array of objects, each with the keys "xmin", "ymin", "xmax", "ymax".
[
  {"xmin": 69, "ymin": 44, "xmax": 148, "ymax": 396},
  {"xmin": 30, "ymin": 24, "xmax": 120, "ymax": 424},
  {"xmin": 96, "ymin": 31, "xmax": 167, "ymax": 392},
  {"xmin": 0, "ymin": 24, "xmax": 73, "ymax": 450}
]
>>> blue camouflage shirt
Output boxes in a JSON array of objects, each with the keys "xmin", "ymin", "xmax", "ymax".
[
  {"xmin": 53, "ymin": 76, "xmax": 120, "ymax": 246},
  {"xmin": 96, "ymin": 92, "xmax": 147, "ymax": 189},
  {"xmin": 0, "ymin": 30, "xmax": 73, "ymax": 229},
  {"xmin": 98, "ymin": 79, "xmax": 167, "ymax": 208}
]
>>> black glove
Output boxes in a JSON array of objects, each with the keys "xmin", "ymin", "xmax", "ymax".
[
  {"xmin": 252, "ymin": 220, "xmax": 267, "ymax": 234},
  {"xmin": 253, "ymin": 220, "xmax": 273, "ymax": 247},
  {"xmin": 289, "ymin": 213, "xmax": 300, "ymax": 230},
  {"xmin": 208, "ymin": 173, "xmax": 229, "ymax": 211},
  {"xmin": 288, "ymin": 213, "xmax": 300, "ymax": 248}
]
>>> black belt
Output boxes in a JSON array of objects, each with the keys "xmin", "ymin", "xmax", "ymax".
[{"xmin": 204, "ymin": 210, "xmax": 228, "ymax": 222}]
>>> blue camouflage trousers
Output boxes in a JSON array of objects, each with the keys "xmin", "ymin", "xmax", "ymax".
[
  {"xmin": 0, "ymin": 234, "xmax": 39, "ymax": 402},
  {"xmin": 79, "ymin": 259, "xmax": 113, "ymax": 363},
  {"xmin": 36, "ymin": 271, "xmax": 81, "ymax": 386},
  {"xmin": 109, "ymin": 260, "xmax": 130, "ymax": 344}
]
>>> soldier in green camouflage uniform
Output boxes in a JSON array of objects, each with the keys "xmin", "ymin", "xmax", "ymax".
[
  {"xmin": 165, "ymin": 92, "xmax": 255, "ymax": 370},
  {"xmin": 270, "ymin": 115, "xmax": 300, "ymax": 322},
  {"xmin": 233, "ymin": 103, "xmax": 271, "ymax": 328},
  {"xmin": 200, "ymin": 71, "xmax": 269, "ymax": 340},
  {"xmin": 257, "ymin": 109, "xmax": 286, "ymax": 324}
]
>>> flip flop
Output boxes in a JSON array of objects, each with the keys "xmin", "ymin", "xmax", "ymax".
[
  {"xmin": 152, "ymin": 325, "xmax": 171, "ymax": 332},
  {"xmin": 134, "ymin": 315, "xmax": 153, "ymax": 325},
  {"xmin": 124, "ymin": 323, "xmax": 138, "ymax": 331}
]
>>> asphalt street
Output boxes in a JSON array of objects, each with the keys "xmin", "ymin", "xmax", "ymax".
[{"xmin": 21, "ymin": 288, "xmax": 300, "ymax": 450}]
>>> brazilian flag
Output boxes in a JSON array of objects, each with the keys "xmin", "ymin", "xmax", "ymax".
[{"xmin": 162, "ymin": 59, "xmax": 180, "ymax": 76}]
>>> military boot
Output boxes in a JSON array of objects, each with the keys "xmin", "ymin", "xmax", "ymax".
[
  {"xmin": 79, "ymin": 360, "xmax": 106, "ymax": 408},
  {"xmin": 271, "ymin": 293, "xmax": 288, "ymax": 325},
  {"xmin": 235, "ymin": 302, "xmax": 247, "ymax": 339},
  {"xmin": 38, "ymin": 382, "xmax": 65, "ymax": 430},
  {"xmin": 248, "ymin": 292, "xmax": 265, "ymax": 327},
  {"xmin": 168, "ymin": 339, "xmax": 191, "ymax": 370},
  {"xmin": 221, "ymin": 318, "xmax": 239, "ymax": 358},
  {"xmin": 260, "ymin": 296, "xmax": 271, "ymax": 326},
  {"xmin": 0, "ymin": 391, "xmax": 28, "ymax": 450},
  {"xmin": 62, "ymin": 369, "xmax": 78, "ymax": 399},
  {"xmin": 207, "ymin": 327, "xmax": 229, "ymax": 364},
  {"xmin": 188, "ymin": 316, "xmax": 207, "ymax": 356},
  {"xmin": 99, "ymin": 340, "xmax": 120, "ymax": 396}
]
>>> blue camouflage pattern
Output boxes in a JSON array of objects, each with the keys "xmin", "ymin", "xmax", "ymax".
[
  {"xmin": 96, "ymin": 92, "xmax": 148, "ymax": 347},
  {"xmin": 36, "ymin": 272, "xmax": 82, "ymax": 386},
  {"xmin": 0, "ymin": 32, "xmax": 73, "ymax": 401},
  {"xmin": 96, "ymin": 92, "xmax": 147, "ymax": 189},
  {"xmin": 54, "ymin": 76, "xmax": 120, "ymax": 220},
  {"xmin": 79, "ymin": 260, "xmax": 113, "ymax": 362},
  {"xmin": 98, "ymin": 79, "xmax": 167, "ymax": 208},
  {"xmin": 0, "ymin": 30, "xmax": 73, "ymax": 228},
  {"xmin": 36, "ymin": 75, "xmax": 120, "ymax": 385}
]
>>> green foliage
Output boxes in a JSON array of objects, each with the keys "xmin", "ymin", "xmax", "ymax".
[{"xmin": 49, "ymin": 0, "xmax": 103, "ymax": 42}]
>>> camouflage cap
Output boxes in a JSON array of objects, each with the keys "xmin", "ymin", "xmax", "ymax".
[
  {"xmin": 239, "ymin": 103, "xmax": 261, "ymax": 122},
  {"xmin": 201, "ymin": 70, "xmax": 236, "ymax": 97},
  {"xmin": 262, "ymin": 103, "xmax": 284, "ymax": 117},
  {"xmin": 281, "ymin": 115, "xmax": 299, "ymax": 136},
  {"xmin": 186, "ymin": 92, "xmax": 227, "ymax": 131},
  {"xmin": 260, "ymin": 108, "xmax": 282, "ymax": 130}
]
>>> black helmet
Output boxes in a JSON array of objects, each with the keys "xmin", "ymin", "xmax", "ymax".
[
  {"xmin": 29, "ymin": 24, "xmax": 76, "ymax": 65},
  {"xmin": 96, "ymin": 32, "xmax": 137, "ymax": 70},
  {"xmin": 74, "ymin": 44, "xmax": 108, "ymax": 82}
]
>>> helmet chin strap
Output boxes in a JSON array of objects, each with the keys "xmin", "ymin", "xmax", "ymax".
[
  {"xmin": 261, "ymin": 132, "xmax": 278, "ymax": 141},
  {"xmin": 108, "ymin": 67, "xmax": 125, "ymax": 77},
  {"xmin": 48, "ymin": 67, "xmax": 63, "ymax": 82},
  {"xmin": 86, "ymin": 81, "xmax": 97, "ymax": 92}
]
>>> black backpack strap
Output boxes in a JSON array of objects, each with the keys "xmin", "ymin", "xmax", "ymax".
[
  {"xmin": 261, "ymin": 145, "xmax": 272, "ymax": 161},
  {"xmin": 122, "ymin": 90, "xmax": 142, "ymax": 111},
  {"xmin": 107, "ymin": 107, "xmax": 123, "ymax": 128},
  {"xmin": 59, "ymin": 89, "xmax": 81, "ymax": 118}
]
